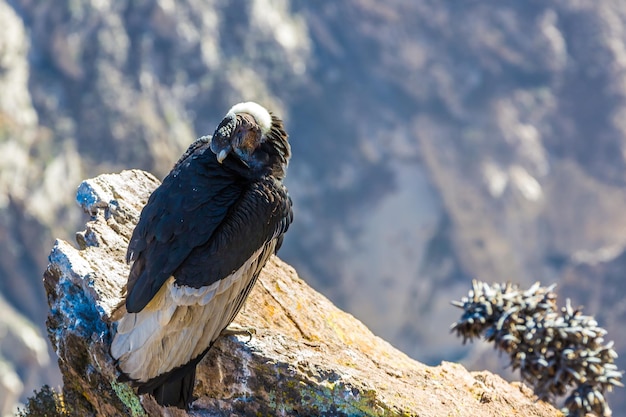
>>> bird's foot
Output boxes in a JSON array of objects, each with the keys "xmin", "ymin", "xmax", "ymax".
[{"xmin": 222, "ymin": 324, "xmax": 256, "ymax": 343}]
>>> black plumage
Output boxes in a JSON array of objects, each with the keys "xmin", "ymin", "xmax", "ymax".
[{"xmin": 110, "ymin": 102, "xmax": 292, "ymax": 408}]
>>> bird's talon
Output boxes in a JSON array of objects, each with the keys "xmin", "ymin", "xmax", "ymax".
[{"xmin": 222, "ymin": 325, "xmax": 256, "ymax": 342}]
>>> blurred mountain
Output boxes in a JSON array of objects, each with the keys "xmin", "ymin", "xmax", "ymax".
[{"xmin": 1, "ymin": 0, "xmax": 625, "ymax": 413}]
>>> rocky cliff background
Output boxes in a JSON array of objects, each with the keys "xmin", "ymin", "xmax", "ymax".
[{"xmin": 1, "ymin": 0, "xmax": 626, "ymax": 414}]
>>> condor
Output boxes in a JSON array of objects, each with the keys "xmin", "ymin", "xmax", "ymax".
[{"xmin": 111, "ymin": 102, "xmax": 293, "ymax": 408}]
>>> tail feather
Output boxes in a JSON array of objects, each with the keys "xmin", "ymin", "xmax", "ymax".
[
  {"xmin": 132, "ymin": 345, "xmax": 211, "ymax": 409},
  {"xmin": 141, "ymin": 367, "xmax": 196, "ymax": 408}
]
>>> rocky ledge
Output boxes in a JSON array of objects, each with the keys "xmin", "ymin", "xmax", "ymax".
[{"xmin": 34, "ymin": 170, "xmax": 560, "ymax": 416}]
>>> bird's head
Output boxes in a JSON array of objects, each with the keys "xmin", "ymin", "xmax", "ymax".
[{"xmin": 210, "ymin": 102, "xmax": 291, "ymax": 179}]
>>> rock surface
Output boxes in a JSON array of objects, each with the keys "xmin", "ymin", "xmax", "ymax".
[
  {"xmin": 40, "ymin": 170, "xmax": 560, "ymax": 416},
  {"xmin": 3, "ymin": 0, "xmax": 626, "ymax": 414}
]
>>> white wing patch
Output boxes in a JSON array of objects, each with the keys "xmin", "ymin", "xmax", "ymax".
[{"xmin": 110, "ymin": 244, "xmax": 274, "ymax": 383}]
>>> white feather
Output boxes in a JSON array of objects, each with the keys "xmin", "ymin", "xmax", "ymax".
[
  {"xmin": 228, "ymin": 102, "xmax": 272, "ymax": 135},
  {"xmin": 157, "ymin": 303, "xmax": 177, "ymax": 326},
  {"xmin": 199, "ymin": 286, "xmax": 218, "ymax": 305},
  {"xmin": 110, "ymin": 244, "xmax": 274, "ymax": 382}
]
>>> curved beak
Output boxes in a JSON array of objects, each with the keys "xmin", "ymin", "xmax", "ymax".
[
  {"xmin": 216, "ymin": 149, "xmax": 229, "ymax": 164},
  {"xmin": 210, "ymin": 113, "xmax": 237, "ymax": 164}
]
